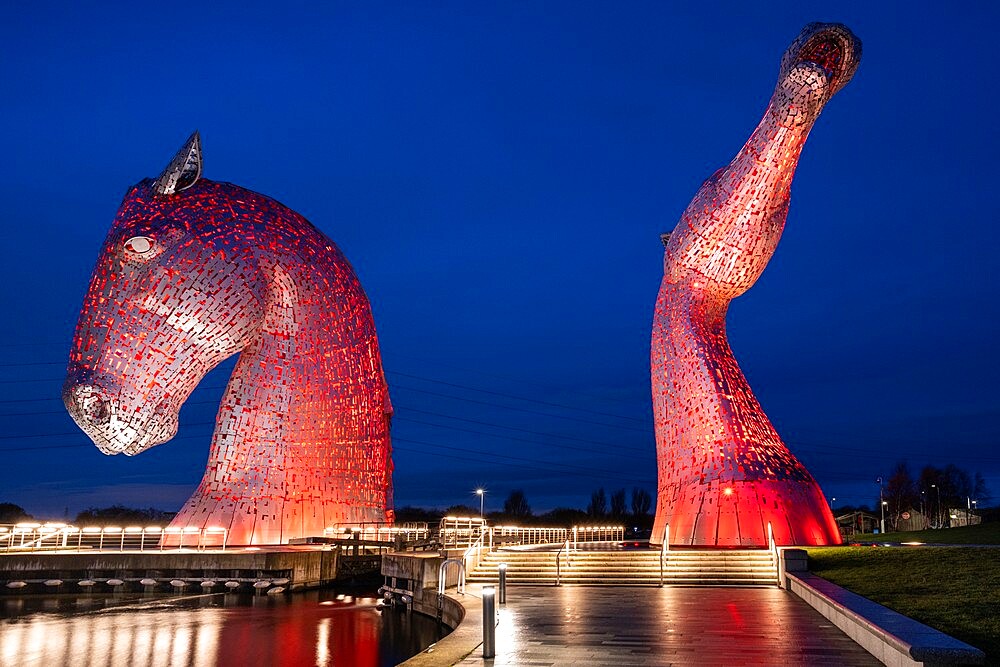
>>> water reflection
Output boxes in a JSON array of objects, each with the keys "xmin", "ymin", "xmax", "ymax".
[{"xmin": 0, "ymin": 590, "xmax": 444, "ymax": 667}]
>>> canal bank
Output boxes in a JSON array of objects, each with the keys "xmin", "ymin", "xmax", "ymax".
[{"xmin": 0, "ymin": 546, "xmax": 380, "ymax": 593}]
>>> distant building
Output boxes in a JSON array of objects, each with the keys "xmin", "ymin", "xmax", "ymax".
[
  {"xmin": 947, "ymin": 508, "xmax": 982, "ymax": 528},
  {"xmin": 894, "ymin": 509, "xmax": 930, "ymax": 532},
  {"xmin": 835, "ymin": 511, "xmax": 881, "ymax": 537}
]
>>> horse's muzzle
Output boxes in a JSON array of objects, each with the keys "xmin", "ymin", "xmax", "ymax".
[{"xmin": 64, "ymin": 383, "xmax": 112, "ymax": 427}]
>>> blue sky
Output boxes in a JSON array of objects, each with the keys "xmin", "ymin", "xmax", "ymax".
[{"xmin": 1, "ymin": 1, "xmax": 997, "ymax": 517}]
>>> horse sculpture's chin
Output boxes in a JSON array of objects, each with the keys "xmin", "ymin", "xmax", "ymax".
[{"xmin": 76, "ymin": 403, "xmax": 179, "ymax": 456}]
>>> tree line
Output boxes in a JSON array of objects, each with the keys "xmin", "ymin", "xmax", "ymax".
[
  {"xmin": 880, "ymin": 462, "xmax": 990, "ymax": 529},
  {"xmin": 395, "ymin": 486, "xmax": 655, "ymax": 529},
  {"xmin": 0, "ymin": 503, "xmax": 175, "ymax": 525}
]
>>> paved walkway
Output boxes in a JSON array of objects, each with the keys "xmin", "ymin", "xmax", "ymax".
[{"xmin": 454, "ymin": 586, "xmax": 878, "ymax": 666}]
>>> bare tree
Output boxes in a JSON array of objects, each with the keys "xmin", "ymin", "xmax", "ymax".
[
  {"xmin": 587, "ymin": 488, "xmax": 607, "ymax": 518},
  {"xmin": 610, "ymin": 489, "xmax": 627, "ymax": 519},
  {"xmin": 630, "ymin": 487, "xmax": 652, "ymax": 518},
  {"xmin": 502, "ymin": 490, "xmax": 532, "ymax": 519},
  {"xmin": 884, "ymin": 461, "xmax": 918, "ymax": 531}
]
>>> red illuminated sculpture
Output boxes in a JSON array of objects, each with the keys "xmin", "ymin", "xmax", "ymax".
[
  {"xmin": 63, "ymin": 134, "xmax": 394, "ymax": 545},
  {"xmin": 651, "ymin": 24, "xmax": 861, "ymax": 546}
]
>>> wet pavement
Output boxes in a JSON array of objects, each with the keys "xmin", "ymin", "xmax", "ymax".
[{"xmin": 455, "ymin": 585, "xmax": 878, "ymax": 666}]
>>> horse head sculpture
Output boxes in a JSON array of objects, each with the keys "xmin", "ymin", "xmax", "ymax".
[
  {"xmin": 64, "ymin": 133, "xmax": 394, "ymax": 545},
  {"xmin": 652, "ymin": 24, "xmax": 861, "ymax": 546}
]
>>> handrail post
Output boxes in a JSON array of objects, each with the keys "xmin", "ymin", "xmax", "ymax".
[
  {"xmin": 659, "ymin": 524, "xmax": 669, "ymax": 587},
  {"xmin": 767, "ymin": 522, "xmax": 779, "ymax": 584}
]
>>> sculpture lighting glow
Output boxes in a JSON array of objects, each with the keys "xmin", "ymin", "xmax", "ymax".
[
  {"xmin": 651, "ymin": 24, "xmax": 860, "ymax": 547},
  {"xmin": 63, "ymin": 133, "xmax": 394, "ymax": 545}
]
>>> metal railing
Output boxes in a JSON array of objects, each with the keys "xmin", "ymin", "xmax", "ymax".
[
  {"xmin": 436, "ymin": 557, "xmax": 466, "ymax": 621},
  {"xmin": 571, "ymin": 525, "xmax": 624, "ymax": 547},
  {"xmin": 493, "ymin": 525, "xmax": 567, "ymax": 547},
  {"xmin": 1, "ymin": 523, "xmax": 228, "ymax": 552},
  {"xmin": 438, "ymin": 516, "xmax": 488, "ymax": 548},
  {"xmin": 324, "ymin": 521, "xmax": 430, "ymax": 543},
  {"xmin": 555, "ymin": 539, "xmax": 570, "ymax": 585},
  {"xmin": 463, "ymin": 530, "xmax": 488, "ymax": 573},
  {"xmin": 767, "ymin": 522, "xmax": 779, "ymax": 584},
  {"xmin": 659, "ymin": 524, "xmax": 670, "ymax": 587}
]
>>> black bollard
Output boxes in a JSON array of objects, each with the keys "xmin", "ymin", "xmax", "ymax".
[
  {"xmin": 482, "ymin": 586, "xmax": 496, "ymax": 659},
  {"xmin": 498, "ymin": 563, "xmax": 507, "ymax": 604}
]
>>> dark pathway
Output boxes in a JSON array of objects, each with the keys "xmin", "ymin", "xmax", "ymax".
[{"xmin": 457, "ymin": 586, "xmax": 878, "ymax": 666}]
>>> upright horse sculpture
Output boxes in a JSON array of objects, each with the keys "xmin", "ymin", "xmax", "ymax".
[
  {"xmin": 651, "ymin": 23, "xmax": 861, "ymax": 546},
  {"xmin": 63, "ymin": 134, "xmax": 394, "ymax": 545}
]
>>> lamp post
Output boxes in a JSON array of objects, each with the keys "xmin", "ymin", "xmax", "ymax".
[
  {"xmin": 931, "ymin": 484, "xmax": 940, "ymax": 528},
  {"xmin": 476, "ymin": 489, "xmax": 485, "ymax": 518},
  {"xmin": 877, "ymin": 477, "xmax": 884, "ymax": 534},
  {"xmin": 831, "ymin": 497, "xmax": 836, "ymax": 511}
]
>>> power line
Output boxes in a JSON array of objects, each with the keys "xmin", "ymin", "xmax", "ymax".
[
  {"xmin": 395, "ymin": 415, "xmax": 648, "ymax": 456},
  {"xmin": 391, "ymin": 436, "xmax": 653, "ymax": 485},
  {"xmin": 398, "ymin": 405, "xmax": 635, "ymax": 449},
  {"xmin": 391, "ymin": 383, "xmax": 653, "ymax": 433},
  {"xmin": 387, "ymin": 370, "xmax": 647, "ymax": 423}
]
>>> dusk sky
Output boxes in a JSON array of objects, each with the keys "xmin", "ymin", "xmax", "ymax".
[{"xmin": 2, "ymin": 1, "xmax": 997, "ymax": 518}]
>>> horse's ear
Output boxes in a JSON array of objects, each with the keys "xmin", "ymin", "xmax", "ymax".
[{"xmin": 153, "ymin": 131, "xmax": 202, "ymax": 195}]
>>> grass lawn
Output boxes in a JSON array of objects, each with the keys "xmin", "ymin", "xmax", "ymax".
[
  {"xmin": 848, "ymin": 521, "xmax": 1000, "ymax": 545},
  {"xmin": 806, "ymin": 546, "xmax": 1000, "ymax": 663}
]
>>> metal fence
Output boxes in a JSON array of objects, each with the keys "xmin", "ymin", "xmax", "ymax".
[
  {"xmin": 492, "ymin": 525, "xmax": 568, "ymax": 546},
  {"xmin": 1, "ymin": 520, "xmax": 625, "ymax": 553},
  {"xmin": 323, "ymin": 521, "xmax": 430, "ymax": 543},
  {"xmin": 442, "ymin": 521, "xmax": 625, "ymax": 551},
  {"xmin": 0, "ymin": 523, "xmax": 228, "ymax": 552}
]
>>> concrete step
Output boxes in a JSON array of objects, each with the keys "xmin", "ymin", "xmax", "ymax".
[
  {"xmin": 466, "ymin": 577, "xmax": 776, "ymax": 585},
  {"xmin": 469, "ymin": 548, "xmax": 777, "ymax": 587}
]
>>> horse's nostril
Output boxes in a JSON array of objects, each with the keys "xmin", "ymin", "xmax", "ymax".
[{"xmin": 68, "ymin": 385, "xmax": 111, "ymax": 426}]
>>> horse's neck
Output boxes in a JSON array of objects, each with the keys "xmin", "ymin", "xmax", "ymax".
[
  {"xmin": 212, "ymin": 262, "xmax": 327, "ymax": 462},
  {"xmin": 653, "ymin": 285, "xmax": 785, "ymax": 465}
]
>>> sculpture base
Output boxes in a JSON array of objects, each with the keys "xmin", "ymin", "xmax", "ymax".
[{"xmin": 651, "ymin": 478, "xmax": 841, "ymax": 547}]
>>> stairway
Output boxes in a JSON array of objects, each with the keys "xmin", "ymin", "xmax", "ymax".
[{"xmin": 466, "ymin": 548, "xmax": 777, "ymax": 586}]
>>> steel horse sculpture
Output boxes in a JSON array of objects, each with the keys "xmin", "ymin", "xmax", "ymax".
[
  {"xmin": 64, "ymin": 134, "xmax": 394, "ymax": 545},
  {"xmin": 651, "ymin": 23, "xmax": 860, "ymax": 546}
]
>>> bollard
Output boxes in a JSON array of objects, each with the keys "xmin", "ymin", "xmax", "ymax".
[
  {"xmin": 498, "ymin": 563, "xmax": 507, "ymax": 604},
  {"xmin": 482, "ymin": 586, "xmax": 496, "ymax": 659}
]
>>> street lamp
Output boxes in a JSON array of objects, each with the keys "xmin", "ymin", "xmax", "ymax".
[
  {"xmin": 476, "ymin": 489, "xmax": 485, "ymax": 518},
  {"xmin": 931, "ymin": 484, "xmax": 940, "ymax": 528},
  {"xmin": 877, "ymin": 477, "xmax": 885, "ymax": 534}
]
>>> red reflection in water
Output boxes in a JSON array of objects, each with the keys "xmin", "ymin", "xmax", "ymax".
[{"xmin": 0, "ymin": 592, "xmax": 441, "ymax": 667}]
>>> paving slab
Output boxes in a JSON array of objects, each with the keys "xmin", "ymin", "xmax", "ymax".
[{"xmin": 455, "ymin": 586, "xmax": 879, "ymax": 666}]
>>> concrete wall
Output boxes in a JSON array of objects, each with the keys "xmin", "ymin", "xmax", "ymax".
[{"xmin": 0, "ymin": 549, "xmax": 341, "ymax": 590}]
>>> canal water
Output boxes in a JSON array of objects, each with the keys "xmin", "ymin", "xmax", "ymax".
[{"xmin": 0, "ymin": 588, "xmax": 446, "ymax": 666}]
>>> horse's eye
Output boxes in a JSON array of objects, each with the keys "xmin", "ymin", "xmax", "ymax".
[{"xmin": 125, "ymin": 236, "xmax": 154, "ymax": 254}]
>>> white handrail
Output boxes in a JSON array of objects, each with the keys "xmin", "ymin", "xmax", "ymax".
[
  {"xmin": 462, "ymin": 529, "xmax": 487, "ymax": 573},
  {"xmin": 0, "ymin": 524, "xmax": 229, "ymax": 552},
  {"xmin": 555, "ymin": 539, "xmax": 570, "ymax": 585},
  {"xmin": 659, "ymin": 524, "xmax": 670, "ymax": 587},
  {"xmin": 438, "ymin": 558, "xmax": 466, "ymax": 597},
  {"xmin": 767, "ymin": 522, "xmax": 780, "ymax": 584}
]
